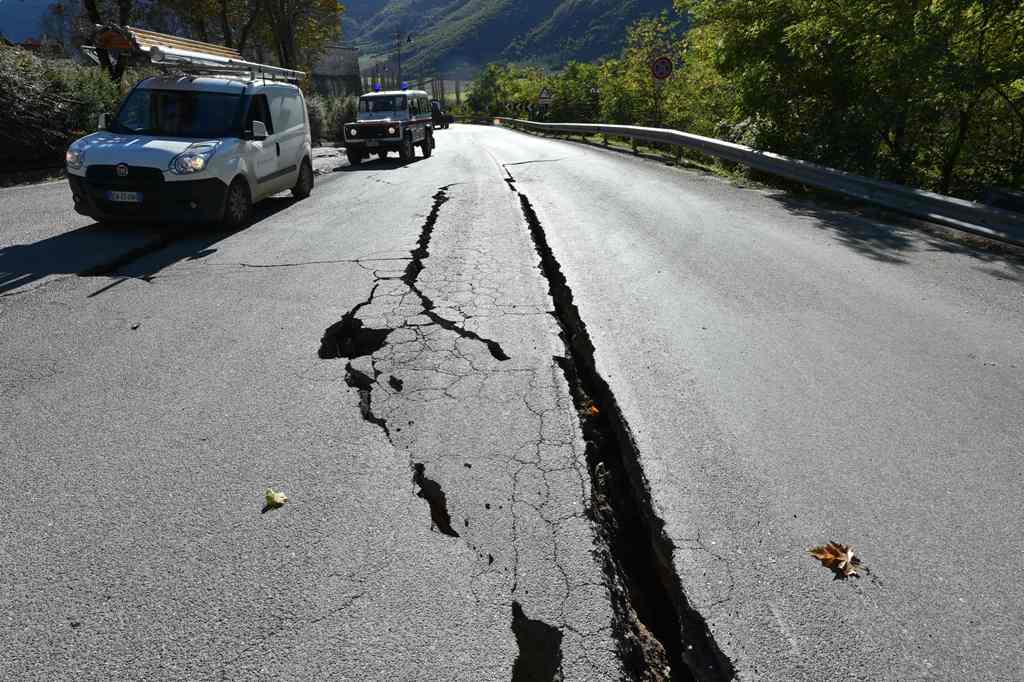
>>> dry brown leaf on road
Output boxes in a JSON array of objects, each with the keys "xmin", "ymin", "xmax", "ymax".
[{"xmin": 809, "ymin": 541, "xmax": 862, "ymax": 578}]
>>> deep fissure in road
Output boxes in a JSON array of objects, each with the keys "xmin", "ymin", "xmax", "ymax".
[
  {"xmin": 507, "ymin": 171, "xmax": 735, "ymax": 682},
  {"xmin": 510, "ymin": 601, "xmax": 564, "ymax": 681},
  {"xmin": 402, "ymin": 189, "xmax": 510, "ymax": 362},
  {"xmin": 412, "ymin": 462, "xmax": 460, "ymax": 537},
  {"xmin": 318, "ymin": 187, "xmax": 510, "ymax": 440}
]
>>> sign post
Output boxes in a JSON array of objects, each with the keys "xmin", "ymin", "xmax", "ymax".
[
  {"xmin": 538, "ymin": 87, "xmax": 553, "ymax": 122},
  {"xmin": 650, "ymin": 56, "xmax": 673, "ymax": 130}
]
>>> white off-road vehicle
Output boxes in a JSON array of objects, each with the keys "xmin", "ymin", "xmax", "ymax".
[
  {"xmin": 343, "ymin": 89, "xmax": 435, "ymax": 165},
  {"xmin": 65, "ymin": 27, "xmax": 313, "ymax": 228}
]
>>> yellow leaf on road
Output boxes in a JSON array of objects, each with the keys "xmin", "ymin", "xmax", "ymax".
[{"xmin": 265, "ymin": 488, "xmax": 288, "ymax": 509}]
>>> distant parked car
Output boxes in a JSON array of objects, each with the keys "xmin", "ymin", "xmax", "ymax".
[
  {"xmin": 344, "ymin": 90, "xmax": 435, "ymax": 165},
  {"xmin": 431, "ymin": 100, "xmax": 450, "ymax": 129}
]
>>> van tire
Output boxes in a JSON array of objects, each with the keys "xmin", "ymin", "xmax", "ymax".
[
  {"xmin": 399, "ymin": 135, "xmax": 414, "ymax": 162},
  {"xmin": 346, "ymin": 149, "xmax": 363, "ymax": 166},
  {"xmin": 223, "ymin": 177, "xmax": 252, "ymax": 229},
  {"xmin": 420, "ymin": 131, "xmax": 433, "ymax": 158},
  {"xmin": 292, "ymin": 158, "xmax": 313, "ymax": 199}
]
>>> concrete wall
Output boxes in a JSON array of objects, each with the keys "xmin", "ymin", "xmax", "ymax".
[{"xmin": 312, "ymin": 43, "xmax": 361, "ymax": 97}]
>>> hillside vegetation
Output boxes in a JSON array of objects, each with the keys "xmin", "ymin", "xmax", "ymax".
[
  {"xmin": 466, "ymin": 1, "xmax": 1024, "ymax": 201},
  {"xmin": 345, "ymin": 0, "xmax": 674, "ymax": 75}
]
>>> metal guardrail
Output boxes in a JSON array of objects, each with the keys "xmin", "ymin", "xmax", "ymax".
[{"xmin": 496, "ymin": 118, "xmax": 1024, "ymax": 245}]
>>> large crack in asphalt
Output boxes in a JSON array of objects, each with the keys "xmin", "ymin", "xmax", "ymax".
[
  {"xmin": 505, "ymin": 166, "xmax": 735, "ymax": 682},
  {"xmin": 318, "ymin": 187, "xmax": 511, "ymax": 444},
  {"xmin": 511, "ymin": 600, "xmax": 564, "ymax": 681}
]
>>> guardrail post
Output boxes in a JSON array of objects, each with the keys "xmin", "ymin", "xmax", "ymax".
[
  {"xmin": 631, "ymin": 137, "xmax": 638, "ymax": 155},
  {"xmin": 674, "ymin": 146, "xmax": 682, "ymax": 165},
  {"xmin": 602, "ymin": 133, "xmax": 608, "ymax": 147}
]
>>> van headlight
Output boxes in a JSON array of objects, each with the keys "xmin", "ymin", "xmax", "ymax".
[
  {"xmin": 170, "ymin": 142, "xmax": 218, "ymax": 175},
  {"xmin": 66, "ymin": 148, "xmax": 84, "ymax": 170}
]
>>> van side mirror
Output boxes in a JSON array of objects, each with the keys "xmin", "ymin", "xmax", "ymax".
[
  {"xmin": 250, "ymin": 120, "xmax": 268, "ymax": 141},
  {"xmin": 98, "ymin": 112, "xmax": 112, "ymax": 130}
]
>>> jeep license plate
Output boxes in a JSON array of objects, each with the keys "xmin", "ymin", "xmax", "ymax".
[
  {"xmin": 366, "ymin": 140, "xmax": 380, "ymax": 148},
  {"xmin": 106, "ymin": 190, "xmax": 142, "ymax": 203}
]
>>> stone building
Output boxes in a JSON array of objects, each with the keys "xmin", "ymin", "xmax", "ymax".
[{"xmin": 311, "ymin": 43, "xmax": 361, "ymax": 97}]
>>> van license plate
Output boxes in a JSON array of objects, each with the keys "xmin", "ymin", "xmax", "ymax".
[{"xmin": 106, "ymin": 191, "xmax": 142, "ymax": 203}]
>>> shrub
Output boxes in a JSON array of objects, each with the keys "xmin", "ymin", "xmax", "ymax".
[
  {"xmin": 0, "ymin": 46, "xmax": 144, "ymax": 170},
  {"xmin": 306, "ymin": 93, "xmax": 328, "ymax": 144}
]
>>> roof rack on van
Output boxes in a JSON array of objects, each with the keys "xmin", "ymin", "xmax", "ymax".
[{"xmin": 83, "ymin": 25, "xmax": 305, "ymax": 83}]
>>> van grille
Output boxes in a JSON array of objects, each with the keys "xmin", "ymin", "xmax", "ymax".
[{"xmin": 86, "ymin": 165, "xmax": 165, "ymax": 190}]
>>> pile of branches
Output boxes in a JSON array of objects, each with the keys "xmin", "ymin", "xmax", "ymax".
[{"xmin": 0, "ymin": 46, "xmax": 99, "ymax": 172}]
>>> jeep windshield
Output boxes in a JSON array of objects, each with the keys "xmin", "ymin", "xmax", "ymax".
[
  {"xmin": 111, "ymin": 89, "xmax": 243, "ymax": 138},
  {"xmin": 359, "ymin": 95, "xmax": 407, "ymax": 113}
]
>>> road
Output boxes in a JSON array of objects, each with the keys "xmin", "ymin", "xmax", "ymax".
[{"xmin": 1, "ymin": 125, "xmax": 1022, "ymax": 680}]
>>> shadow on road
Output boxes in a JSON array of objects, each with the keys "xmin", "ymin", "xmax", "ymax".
[
  {"xmin": 771, "ymin": 192, "xmax": 1024, "ymax": 281},
  {"xmin": 334, "ymin": 157, "xmax": 425, "ymax": 173},
  {"xmin": 0, "ymin": 196, "xmax": 295, "ymax": 296},
  {"xmin": 771, "ymin": 193, "xmax": 916, "ymax": 264}
]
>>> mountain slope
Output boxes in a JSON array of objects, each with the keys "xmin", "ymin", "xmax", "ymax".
[{"xmin": 345, "ymin": 0, "xmax": 675, "ymax": 75}]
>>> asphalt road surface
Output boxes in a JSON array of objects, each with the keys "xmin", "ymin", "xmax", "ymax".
[{"xmin": 1, "ymin": 125, "xmax": 1022, "ymax": 681}]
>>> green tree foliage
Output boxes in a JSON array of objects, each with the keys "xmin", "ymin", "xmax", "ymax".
[{"xmin": 676, "ymin": 0, "xmax": 1024, "ymax": 194}]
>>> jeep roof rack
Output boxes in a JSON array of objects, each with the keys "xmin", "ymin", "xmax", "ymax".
[{"xmin": 83, "ymin": 25, "xmax": 305, "ymax": 83}]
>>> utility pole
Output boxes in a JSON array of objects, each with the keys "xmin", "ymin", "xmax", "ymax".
[{"xmin": 394, "ymin": 31, "xmax": 413, "ymax": 85}]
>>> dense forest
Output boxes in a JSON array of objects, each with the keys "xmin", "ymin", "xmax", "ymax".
[{"xmin": 466, "ymin": 1, "xmax": 1024, "ymax": 200}]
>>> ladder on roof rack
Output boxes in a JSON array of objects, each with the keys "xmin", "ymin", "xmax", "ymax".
[{"xmin": 84, "ymin": 25, "xmax": 305, "ymax": 83}]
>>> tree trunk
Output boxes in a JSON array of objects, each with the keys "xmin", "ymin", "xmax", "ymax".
[
  {"xmin": 219, "ymin": 1, "xmax": 234, "ymax": 48},
  {"xmin": 939, "ymin": 107, "xmax": 973, "ymax": 195},
  {"xmin": 82, "ymin": 0, "xmax": 130, "ymax": 82}
]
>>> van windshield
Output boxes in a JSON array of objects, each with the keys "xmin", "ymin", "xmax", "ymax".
[
  {"xmin": 359, "ymin": 96, "xmax": 407, "ymax": 113},
  {"xmin": 111, "ymin": 89, "xmax": 243, "ymax": 138}
]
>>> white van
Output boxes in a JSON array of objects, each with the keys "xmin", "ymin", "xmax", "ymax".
[{"xmin": 66, "ymin": 29, "xmax": 313, "ymax": 228}]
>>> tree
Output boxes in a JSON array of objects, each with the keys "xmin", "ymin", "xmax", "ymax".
[
  {"xmin": 675, "ymin": 0, "xmax": 1024, "ymax": 195},
  {"xmin": 257, "ymin": 0, "xmax": 343, "ymax": 71}
]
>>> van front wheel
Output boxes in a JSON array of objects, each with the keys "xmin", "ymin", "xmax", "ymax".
[
  {"xmin": 223, "ymin": 178, "xmax": 252, "ymax": 229},
  {"xmin": 292, "ymin": 158, "xmax": 313, "ymax": 199}
]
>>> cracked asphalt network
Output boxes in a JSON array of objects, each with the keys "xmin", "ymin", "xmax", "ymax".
[{"xmin": 317, "ymin": 179, "xmax": 628, "ymax": 680}]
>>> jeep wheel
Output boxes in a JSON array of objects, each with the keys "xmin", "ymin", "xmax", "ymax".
[
  {"xmin": 399, "ymin": 135, "xmax": 414, "ymax": 162},
  {"xmin": 223, "ymin": 177, "xmax": 252, "ymax": 229},
  {"xmin": 346, "ymin": 149, "xmax": 363, "ymax": 166},
  {"xmin": 291, "ymin": 158, "xmax": 313, "ymax": 199},
  {"xmin": 420, "ymin": 131, "xmax": 433, "ymax": 158}
]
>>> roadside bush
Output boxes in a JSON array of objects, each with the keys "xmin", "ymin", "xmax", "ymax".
[
  {"xmin": 0, "ymin": 46, "xmax": 154, "ymax": 171},
  {"xmin": 305, "ymin": 93, "xmax": 356, "ymax": 145},
  {"xmin": 306, "ymin": 93, "xmax": 328, "ymax": 144},
  {"xmin": 328, "ymin": 95, "xmax": 357, "ymax": 142}
]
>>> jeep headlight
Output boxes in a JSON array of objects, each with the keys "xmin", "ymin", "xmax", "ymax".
[
  {"xmin": 388, "ymin": 126, "xmax": 397, "ymax": 135},
  {"xmin": 66, "ymin": 148, "xmax": 84, "ymax": 170},
  {"xmin": 170, "ymin": 142, "xmax": 218, "ymax": 175},
  {"xmin": 349, "ymin": 128, "xmax": 358, "ymax": 137}
]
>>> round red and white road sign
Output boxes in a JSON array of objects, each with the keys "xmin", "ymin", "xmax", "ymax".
[{"xmin": 651, "ymin": 56, "xmax": 673, "ymax": 81}]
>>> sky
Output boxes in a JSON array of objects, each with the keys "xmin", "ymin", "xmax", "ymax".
[{"xmin": 0, "ymin": 0, "xmax": 52, "ymax": 42}]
